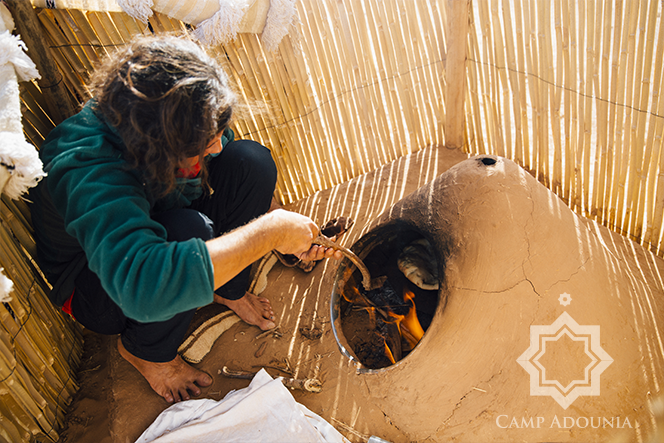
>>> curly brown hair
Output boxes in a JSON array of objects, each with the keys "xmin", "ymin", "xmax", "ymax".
[{"xmin": 89, "ymin": 34, "xmax": 236, "ymax": 197}]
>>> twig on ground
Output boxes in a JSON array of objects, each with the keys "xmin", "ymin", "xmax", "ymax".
[
  {"xmin": 255, "ymin": 326, "xmax": 282, "ymax": 340},
  {"xmin": 221, "ymin": 366, "xmax": 323, "ymax": 393}
]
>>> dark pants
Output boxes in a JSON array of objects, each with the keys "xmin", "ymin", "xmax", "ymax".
[{"xmin": 70, "ymin": 140, "xmax": 277, "ymax": 362}]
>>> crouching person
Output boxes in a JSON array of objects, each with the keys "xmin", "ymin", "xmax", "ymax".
[{"xmin": 30, "ymin": 35, "xmax": 340, "ymax": 403}]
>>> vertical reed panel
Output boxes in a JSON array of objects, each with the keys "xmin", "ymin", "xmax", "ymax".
[
  {"xmin": 465, "ymin": 0, "xmax": 664, "ymax": 255},
  {"xmin": 334, "ymin": 0, "xmax": 381, "ymax": 172},
  {"xmin": 628, "ymin": 0, "xmax": 657, "ymax": 240},
  {"xmin": 551, "ymin": 0, "xmax": 564, "ymax": 196},
  {"xmin": 365, "ymin": 0, "xmax": 409, "ymax": 158},
  {"xmin": 537, "ymin": 0, "xmax": 551, "ymax": 187},
  {"xmin": 465, "ymin": 7, "xmax": 486, "ymax": 154},
  {"xmin": 643, "ymin": 15, "xmax": 664, "ymax": 250},
  {"xmin": 351, "ymin": 0, "xmax": 396, "ymax": 165},
  {"xmin": 17, "ymin": 0, "xmax": 664, "ymax": 256},
  {"xmin": 612, "ymin": 0, "xmax": 639, "ymax": 231},
  {"xmin": 581, "ymin": 0, "xmax": 595, "ymax": 216},
  {"xmin": 490, "ymin": 1, "xmax": 511, "ymax": 158},
  {"xmin": 603, "ymin": 0, "xmax": 625, "ymax": 224},
  {"xmin": 0, "ymin": 215, "xmax": 82, "ymax": 442},
  {"xmin": 593, "ymin": 0, "xmax": 613, "ymax": 220},
  {"xmin": 512, "ymin": 0, "xmax": 530, "ymax": 169}
]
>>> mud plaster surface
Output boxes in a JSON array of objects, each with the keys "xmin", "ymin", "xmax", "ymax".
[{"xmin": 56, "ymin": 146, "xmax": 664, "ymax": 443}]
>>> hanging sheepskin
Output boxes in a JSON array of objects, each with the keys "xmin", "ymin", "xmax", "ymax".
[
  {"xmin": 0, "ymin": 3, "xmax": 45, "ymax": 302},
  {"xmin": 0, "ymin": 3, "xmax": 45, "ymax": 201},
  {"xmin": 117, "ymin": 0, "xmax": 298, "ymax": 52}
]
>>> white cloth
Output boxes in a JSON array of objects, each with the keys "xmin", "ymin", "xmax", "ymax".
[{"xmin": 136, "ymin": 369, "xmax": 350, "ymax": 443}]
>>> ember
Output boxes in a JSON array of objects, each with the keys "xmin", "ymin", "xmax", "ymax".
[{"xmin": 337, "ymin": 232, "xmax": 439, "ymax": 369}]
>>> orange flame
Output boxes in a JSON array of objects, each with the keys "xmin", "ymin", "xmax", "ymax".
[
  {"xmin": 342, "ymin": 275, "xmax": 427, "ymax": 366},
  {"xmin": 384, "ymin": 341, "xmax": 396, "ymax": 364},
  {"xmin": 401, "ymin": 290, "xmax": 425, "ymax": 347},
  {"xmin": 383, "ymin": 289, "xmax": 425, "ymax": 352},
  {"xmin": 366, "ymin": 306, "xmax": 376, "ymax": 326}
]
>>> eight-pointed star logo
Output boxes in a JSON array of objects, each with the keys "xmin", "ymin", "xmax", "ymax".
[{"xmin": 517, "ymin": 308, "xmax": 613, "ymax": 409}]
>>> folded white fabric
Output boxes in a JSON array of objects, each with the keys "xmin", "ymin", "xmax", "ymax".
[{"xmin": 136, "ymin": 369, "xmax": 350, "ymax": 443}]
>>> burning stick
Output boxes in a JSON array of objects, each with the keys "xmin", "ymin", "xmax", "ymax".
[{"xmin": 221, "ymin": 366, "xmax": 323, "ymax": 393}]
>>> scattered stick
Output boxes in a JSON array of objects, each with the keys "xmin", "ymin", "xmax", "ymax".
[
  {"xmin": 299, "ymin": 325, "xmax": 323, "ymax": 340},
  {"xmin": 78, "ymin": 364, "xmax": 101, "ymax": 374},
  {"xmin": 255, "ymin": 326, "xmax": 282, "ymax": 340},
  {"xmin": 254, "ymin": 357, "xmax": 294, "ymax": 376},
  {"xmin": 330, "ymin": 418, "xmax": 370, "ymax": 441},
  {"xmin": 221, "ymin": 366, "xmax": 323, "ymax": 393},
  {"xmin": 283, "ymin": 377, "xmax": 322, "ymax": 393},
  {"xmin": 221, "ymin": 366, "xmax": 254, "ymax": 379},
  {"xmin": 254, "ymin": 341, "xmax": 267, "ymax": 358}
]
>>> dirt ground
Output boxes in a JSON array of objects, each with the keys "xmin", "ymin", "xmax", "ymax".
[{"xmin": 56, "ymin": 145, "xmax": 469, "ymax": 443}]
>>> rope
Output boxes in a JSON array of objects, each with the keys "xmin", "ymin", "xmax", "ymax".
[{"xmin": 39, "ymin": 71, "xmax": 64, "ymax": 89}]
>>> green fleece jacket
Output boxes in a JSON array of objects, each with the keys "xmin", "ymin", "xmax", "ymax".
[{"xmin": 30, "ymin": 100, "xmax": 233, "ymax": 323}]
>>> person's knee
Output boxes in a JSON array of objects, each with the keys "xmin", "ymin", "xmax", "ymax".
[
  {"xmin": 223, "ymin": 140, "xmax": 277, "ymax": 191},
  {"xmin": 152, "ymin": 209, "xmax": 215, "ymax": 241}
]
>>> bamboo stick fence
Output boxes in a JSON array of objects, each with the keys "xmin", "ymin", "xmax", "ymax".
[
  {"xmin": 465, "ymin": 0, "xmax": 664, "ymax": 256},
  {"xmin": 2, "ymin": 0, "xmax": 664, "ymax": 441},
  {"xmin": 0, "ymin": 194, "xmax": 82, "ymax": 442}
]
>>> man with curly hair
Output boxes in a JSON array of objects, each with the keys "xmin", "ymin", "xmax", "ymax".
[{"xmin": 30, "ymin": 35, "xmax": 341, "ymax": 403}]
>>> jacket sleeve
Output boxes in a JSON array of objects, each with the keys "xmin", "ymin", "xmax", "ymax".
[{"xmin": 46, "ymin": 140, "xmax": 215, "ymax": 323}]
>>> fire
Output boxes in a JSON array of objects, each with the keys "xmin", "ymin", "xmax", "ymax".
[
  {"xmin": 401, "ymin": 290, "xmax": 425, "ymax": 345},
  {"xmin": 339, "ymin": 270, "xmax": 431, "ymax": 369},
  {"xmin": 384, "ymin": 341, "xmax": 396, "ymax": 364},
  {"xmin": 365, "ymin": 306, "xmax": 376, "ymax": 325},
  {"xmin": 383, "ymin": 289, "xmax": 425, "ymax": 359}
]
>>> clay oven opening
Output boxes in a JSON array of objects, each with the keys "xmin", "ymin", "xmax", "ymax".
[{"xmin": 331, "ymin": 223, "xmax": 443, "ymax": 371}]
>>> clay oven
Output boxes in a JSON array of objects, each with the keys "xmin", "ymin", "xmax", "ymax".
[{"xmin": 330, "ymin": 156, "xmax": 663, "ymax": 442}]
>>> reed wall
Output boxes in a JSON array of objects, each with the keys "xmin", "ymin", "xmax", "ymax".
[
  {"xmin": 5, "ymin": 0, "xmax": 664, "ymax": 441},
  {"xmin": 0, "ymin": 194, "xmax": 82, "ymax": 442},
  {"xmin": 466, "ymin": 0, "xmax": 664, "ymax": 256}
]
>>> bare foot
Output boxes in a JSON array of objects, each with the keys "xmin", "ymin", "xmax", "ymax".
[
  {"xmin": 214, "ymin": 291, "xmax": 276, "ymax": 330},
  {"xmin": 117, "ymin": 338, "xmax": 212, "ymax": 403}
]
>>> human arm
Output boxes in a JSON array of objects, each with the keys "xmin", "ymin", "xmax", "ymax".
[{"xmin": 206, "ymin": 209, "xmax": 323, "ymax": 289}]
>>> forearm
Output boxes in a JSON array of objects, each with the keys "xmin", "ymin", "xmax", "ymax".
[
  {"xmin": 205, "ymin": 209, "xmax": 319, "ymax": 290},
  {"xmin": 206, "ymin": 214, "xmax": 278, "ymax": 290}
]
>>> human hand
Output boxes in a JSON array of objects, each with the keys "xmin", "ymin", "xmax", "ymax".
[
  {"xmin": 296, "ymin": 236, "xmax": 344, "ymax": 262},
  {"xmin": 269, "ymin": 209, "xmax": 319, "ymax": 255}
]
